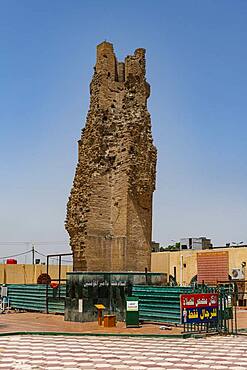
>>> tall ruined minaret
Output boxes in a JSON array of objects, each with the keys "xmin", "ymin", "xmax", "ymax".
[{"xmin": 65, "ymin": 42, "xmax": 157, "ymax": 271}]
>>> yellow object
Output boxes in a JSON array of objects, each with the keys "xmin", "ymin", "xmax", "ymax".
[{"xmin": 94, "ymin": 304, "xmax": 105, "ymax": 310}]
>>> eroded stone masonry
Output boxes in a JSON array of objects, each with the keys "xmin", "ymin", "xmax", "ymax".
[{"xmin": 65, "ymin": 42, "xmax": 157, "ymax": 271}]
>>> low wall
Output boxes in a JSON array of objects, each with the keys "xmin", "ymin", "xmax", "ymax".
[{"xmin": 0, "ymin": 264, "xmax": 72, "ymax": 284}]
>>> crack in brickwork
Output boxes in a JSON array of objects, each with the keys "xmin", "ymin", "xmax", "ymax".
[{"xmin": 65, "ymin": 42, "xmax": 157, "ymax": 271}]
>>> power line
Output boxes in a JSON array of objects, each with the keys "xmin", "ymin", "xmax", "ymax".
[
  {"xmin": 34, "ymin": 241, "xmax": 69, "ymax": 244},
  {"xmin": 34, "ymin": 250, "xmax": 46, "ymax": 257},
  {"xmin": 35, "ymin": 250, "xmax": 72, "ymax": 263},
  {"xmin": 0, "ymin": 242, "xmax": 31, "ymax": 245},
  {"xmin": 0, "ymin": 246, "xmax": 72, "ymax": 262},
  {"xmin": 0, "ymin": 250, "xmax": 32, "ymax": 260},
  {"xmin": 0, "ymin": 241, "xmax": 68, "ymax": 244}
]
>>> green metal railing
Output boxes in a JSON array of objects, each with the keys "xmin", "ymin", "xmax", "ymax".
[
  {"xmin": 132, "ymin": 285, "xmax": 193, "ymax": 324},
  {"xmin": 7, "ymin": 284, "xmax": 66, "ymax": 314}
]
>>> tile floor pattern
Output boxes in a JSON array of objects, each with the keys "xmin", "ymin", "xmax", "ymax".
[{"xmin": 0, "ymin": 335, "xmax": 247, "ymax": 369}]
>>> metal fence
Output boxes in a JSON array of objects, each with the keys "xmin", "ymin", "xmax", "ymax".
[
  {"xmin": 7, "ymin": 284, "xmax": 66, "ymax": 313},
  {"xmin": 132, "ymin": 285, "xmax": 193, "ymax": 324},
  {"xmin": 4, "ymin": 281, "xmax": 239, "ymax": 336},
  {"xmin": 182, "ymin": 282, "xmax": 237, "ymax": 334},
  {"xmin": 133, "ymin": 283, "xmax": 237, "ymax": 334}
]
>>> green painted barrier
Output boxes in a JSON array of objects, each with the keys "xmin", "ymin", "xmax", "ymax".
[
  {"xmin": 6, "ymin": 284, "xmax": 66, "ymax": 314},
  {"xmin": 126, "ymin": 297, "xmax": 139, "ymax": 327},
  {"xmin": 5, "ymin": 284, "xmax": 193, "ymax": 322},
  {"xmin": 132, "ymin": 285, "xmax": 193, "ymax": 324}
]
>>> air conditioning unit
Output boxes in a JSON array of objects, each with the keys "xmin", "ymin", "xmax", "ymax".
[{"xmin": 231, "ymin": 268, "xmax": 244, "ymax": 280}]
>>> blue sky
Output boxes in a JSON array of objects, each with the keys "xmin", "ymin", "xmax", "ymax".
[{"xmin": 0, "ymin": 0, "xmax": 247, "ymax": 261}]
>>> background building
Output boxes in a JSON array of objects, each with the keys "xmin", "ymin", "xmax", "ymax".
[
  {"xmin": 151, "ymin": 241, "xmax": 160, "ymax": 252},
  {"xmin": 180, "ymin": 237, "xmax": 212, "ymax": 250},
  {"xmin": 151, "ymin": 245, "xmax": 247, "ymax": 286}
]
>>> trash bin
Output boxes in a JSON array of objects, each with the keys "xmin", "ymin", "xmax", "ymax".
[
  {"xmin": 104, "ymin": 314, "xmax": 116, "ymax": 327},
  {"xmin": 126, "ymin": 297, "xmax": 139, "ymax": 327}
]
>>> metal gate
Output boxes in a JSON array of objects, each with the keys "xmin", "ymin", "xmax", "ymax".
[
  {"xmin": 45, "ymin": 253, "xmax": 73, "ymax": 314},
  {"xmin": 182, "ymin": 283, "xmax": 237, "ymax": 334}
]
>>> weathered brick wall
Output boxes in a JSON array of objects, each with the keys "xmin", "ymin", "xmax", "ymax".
[{"xmin": 65, "ymin": 42, "xmax": 157, "ymax": 271}]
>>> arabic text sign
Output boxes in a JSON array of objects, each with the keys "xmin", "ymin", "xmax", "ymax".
[
  {"xmin": 181, "ymin": 293, "xmax": 218, "ymax": 324},
  {"xmin": 127, "ymin": 301, "xmax": 138, "ymax": 311}
]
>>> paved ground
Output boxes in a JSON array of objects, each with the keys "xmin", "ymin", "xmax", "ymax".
[
  {"xmin": 0, "ymin": 309, "xmax": 247, "ymax": 335},
  {"xmin": 1, "ymin": 335, "xmax": 247, "ymax": 369},
  {"xmin": 0, "ymin": 312, "xmax": 182, "ymax": 335}
]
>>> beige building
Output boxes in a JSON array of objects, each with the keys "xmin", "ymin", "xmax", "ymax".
[
  {"xmin": 151, "ymin": 246, "xmax": 247, "ymax": 286},
  {"xmin": 3, "ymin": 246, "xmax": 247, "ymax": 286},
  {"xmin": 0, "ymin": 264, "xmax": 72, "ymax": 285}
]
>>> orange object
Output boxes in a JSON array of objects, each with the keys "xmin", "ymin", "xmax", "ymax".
[
  {"xmin": 50, "ymin": 282, "xmax": 59, "ymax": 289},
  {"xmin": 94, "ymin": 304, "xmax": 105, "ymax": 326},
  {"xmin": 103, "ymin": 314, "xmax": 116, "ymax": 328},
  {"xmin": 98, "ymin": 309, "xmax": 103, "ymax": 326}
]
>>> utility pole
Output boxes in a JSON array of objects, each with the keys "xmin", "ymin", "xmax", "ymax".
[{"xmin": 32, "ymin": 243, "xmax": 35, "ymax": 265}]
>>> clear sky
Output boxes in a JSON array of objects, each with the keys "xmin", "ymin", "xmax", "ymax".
[{"xmin": 1, "ymin": 0, "xmax": 247, "ymax": 262}]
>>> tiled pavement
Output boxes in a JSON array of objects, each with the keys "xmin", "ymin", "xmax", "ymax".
[{"xmin": 0, "ymin": 335, "xmax": 247, "ymax": 369}]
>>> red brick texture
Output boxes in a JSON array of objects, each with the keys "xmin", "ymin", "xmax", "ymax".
[{"xmin": 197, "ymin": 251, "xmax": 229, "ymax": 284}]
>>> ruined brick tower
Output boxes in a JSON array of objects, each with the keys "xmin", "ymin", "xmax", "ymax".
[{"xmin": 65, "ymin": 42, "xmax": 157, "ymax": 271}]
